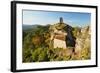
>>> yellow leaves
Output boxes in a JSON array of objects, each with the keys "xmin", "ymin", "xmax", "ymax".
[
  {"xmin": 80, "ymin": 47, "xmax": 90, "ymax": 60},
  {"xmin": 32, "ymin": 35, "xmax": 44, "ymax": 46}
]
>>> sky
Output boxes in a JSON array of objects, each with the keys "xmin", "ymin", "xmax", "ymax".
[{"xmin": 23, "ymin": 10, "xmax": 91, "ymax": 27}]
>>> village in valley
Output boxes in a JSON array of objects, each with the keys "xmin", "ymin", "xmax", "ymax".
[{"xmin": 23, "ymin": 17, "xmax": 91, "ymax": 62}]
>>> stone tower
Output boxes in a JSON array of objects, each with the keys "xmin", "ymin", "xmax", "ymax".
[{"xmin": 60, "ymin": 17, "xmax": 63, "ymax": 24}]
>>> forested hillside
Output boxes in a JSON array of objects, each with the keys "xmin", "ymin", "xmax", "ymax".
[{"xmin": 22, "ymin": 23, "xmax": 91, "ymax": 63}]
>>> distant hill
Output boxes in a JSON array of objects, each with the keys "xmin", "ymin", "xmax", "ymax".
[{"xmin": 23, "ymin": 25, "xmax": 38, "ymax": 30}]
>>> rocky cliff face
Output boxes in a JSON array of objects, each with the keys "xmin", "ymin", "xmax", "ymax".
[
  {"xmin": 74, "ymin": 26, "xmax": 91, "ymax": 59},
  {"xmin": 49, "ymin": 20, "xmax": 91, "ymax": 59},
  {"xmin": 49, "ymin": 21, "xmax": 76, "ymax": 48}
]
